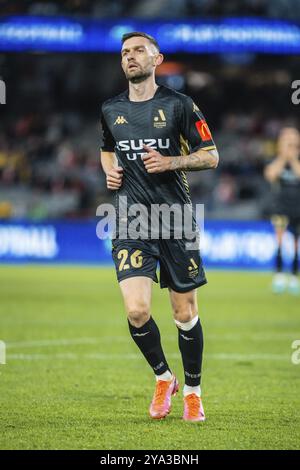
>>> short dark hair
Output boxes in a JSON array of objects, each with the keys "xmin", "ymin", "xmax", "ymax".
[{"xmin": 121, "ymin": 31, "xmax": 160, "ymax": 52}]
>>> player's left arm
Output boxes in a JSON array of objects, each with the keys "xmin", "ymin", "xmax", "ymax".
[
  {"xmin": 169, "ymin": 147, "xmax": 219, "ymax": 172},
  {"xmin": 142, "ymin": 97, "xmax": 219, "ymax": 174}
]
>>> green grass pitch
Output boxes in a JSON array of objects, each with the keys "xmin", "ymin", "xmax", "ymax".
[{"xmin": 0, "ymin": 265, "xmax": 299, "ymax": 450}]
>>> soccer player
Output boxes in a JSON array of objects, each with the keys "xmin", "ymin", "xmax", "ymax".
[
  {"xmin": 264, "ymin": 127, "xmax": 300, "ymax": 294},
  {"xmin": 100, "ymin": 32, "xmax": 219, "ymax": 421}
]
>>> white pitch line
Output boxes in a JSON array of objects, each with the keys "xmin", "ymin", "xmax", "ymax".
[
  {"xmin": 5, "ymin": 333, "xmax": 299, "ymax": 350},
  {"xmin": 5, "ymin": 352, "xmax": 290, "ymax": 362},
  {"xmin": 207, "ymin": 353, "xmax": 290, "ymax": 361},
  {"xmin": 6, "ymin": 338, "xmax": 101, "ymax": 349}
]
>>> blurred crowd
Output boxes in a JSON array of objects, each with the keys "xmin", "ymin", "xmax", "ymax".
[
  {"xmin": 1, "ymin": 0, "xmax": 300, "ymax": 20},
  {"xmin": 0, "ymin": 113, "xmax": 101, "ymax": 219},
  {"xmin": 0, "ymin": 7, "xmax": 299, "ymax": 219}
]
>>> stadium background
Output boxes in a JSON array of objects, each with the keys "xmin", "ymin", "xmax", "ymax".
[{"xmin": 0, "ymin": 0, "xmax": 300, "ymax": 451}]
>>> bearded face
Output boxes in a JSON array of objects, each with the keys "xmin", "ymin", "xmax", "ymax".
[
  {"xmin": 124, "ymin": 61, "xmax": 152, "ymax": 84},
  {"xmin": 121, "ymin": 37, "xmax": 161, "ymax": 84}
]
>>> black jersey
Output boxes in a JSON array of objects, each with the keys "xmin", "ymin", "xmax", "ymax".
[{"xmin": 100, "ymin": 85, "xmax": 216, "ymax": 209}]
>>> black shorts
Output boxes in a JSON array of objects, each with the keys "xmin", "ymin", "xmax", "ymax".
[
  {"xmin": 271, "ymin": 214, "xmax": 300, "ymax": 236},
  {"xmin": 112, "ymin": 238, "xmax": 207, "ymax": 293}
]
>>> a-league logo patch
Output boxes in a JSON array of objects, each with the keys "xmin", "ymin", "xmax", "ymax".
[{"xmin": 154, "ymin": 109, "xmax": 167, "ymax": 128}]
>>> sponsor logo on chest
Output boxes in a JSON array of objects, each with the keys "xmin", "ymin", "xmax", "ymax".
[
  {"xmin": 116, "ymin": 138, "xmax": 170, "ymax": 161},
  {"xmin": 117, "ymin": 138, "xmax": 170, "ymax": 152}
]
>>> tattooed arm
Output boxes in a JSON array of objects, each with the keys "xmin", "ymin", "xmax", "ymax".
[
  {"xmin": 169, "ymin": 148, "xmax": 219, "ymax": 171},
  {"xmin": 142, "ymin": 145, "xmax": 219, "ymax": 174}
]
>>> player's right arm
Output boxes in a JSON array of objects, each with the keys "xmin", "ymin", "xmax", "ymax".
[
  {"xmin": 100, "ymin": 107, "xmax": 123, "ymax": 190},
  {"xmin": 101, "ymin": 151, "xmax": 123, "ymax": 190}
]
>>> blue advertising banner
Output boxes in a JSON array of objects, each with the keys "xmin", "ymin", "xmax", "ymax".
[
  {"xmin": 0, "ymin": 219, "xmax": 298, "ymax": 270},
  {"xmin": 0, "ymin": 16, "xmax": 299, "ymax": 54}
]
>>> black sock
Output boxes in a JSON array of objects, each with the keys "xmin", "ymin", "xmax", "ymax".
[
  {"xmin": 276, "ymin": 246, "xmax": 283, "ymax": 272},
  {"xmin": 128, "ymin": 316, "xmax": 170, "ymax": 376},
  {"xmin": 292, "ymin": 249, "xmax": 299, "ymax": 275},
  {"xmin": 177, "ymin": 318, "xmax": 203, "ymax": 387}
]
